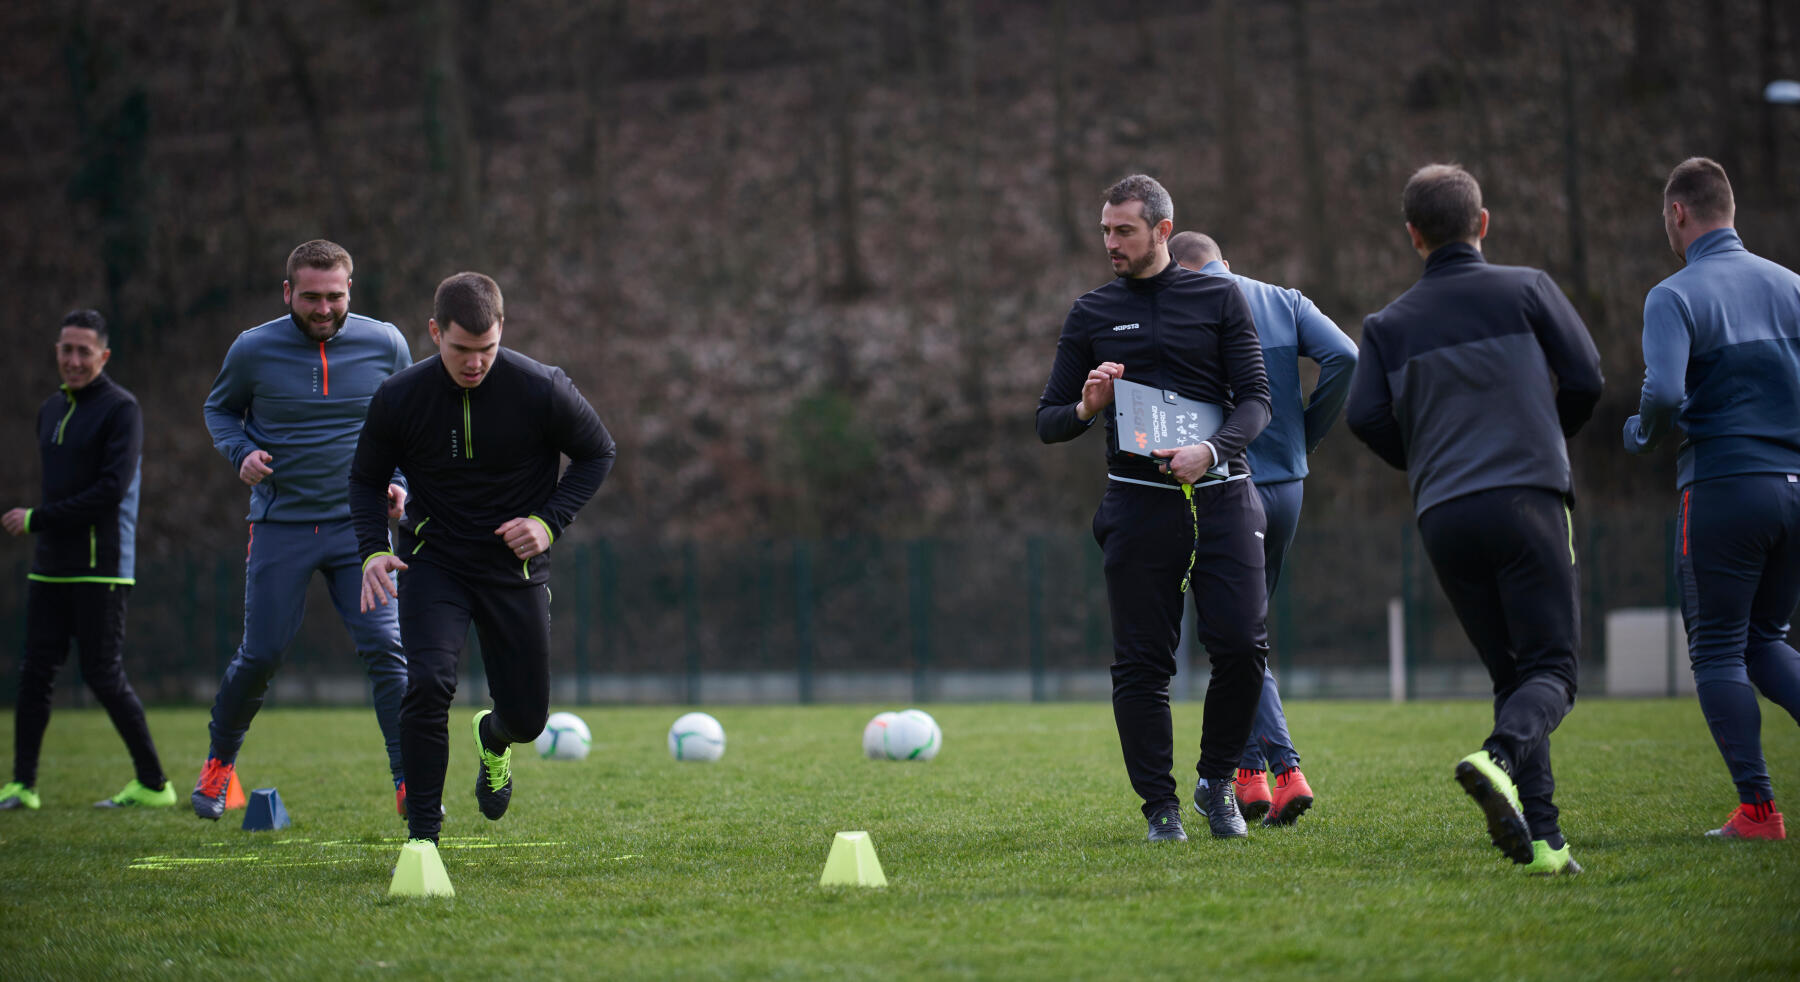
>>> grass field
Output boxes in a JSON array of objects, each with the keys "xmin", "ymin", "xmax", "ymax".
[{"xmin": 1, "ymin": 699, "xmax": 1796, "ymax": 981}]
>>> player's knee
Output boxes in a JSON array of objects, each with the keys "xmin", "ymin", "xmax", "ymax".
[{"xmin": 497, "ymin": 707, "xmax": 548, "ymax": 744}]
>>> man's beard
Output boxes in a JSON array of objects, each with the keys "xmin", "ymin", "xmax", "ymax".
[
  {"xmin": 292, "ymin": 309, "xmax": 347, "ymax": 341},
  {"xmin": 1123, "ymin": 249, "xmax": 1161, "ymax": 278}
]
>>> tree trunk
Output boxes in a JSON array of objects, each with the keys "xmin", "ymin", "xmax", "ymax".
[{"xmin": 1291, "ymin": 0, "xmax": 1337, "ymax": 311}]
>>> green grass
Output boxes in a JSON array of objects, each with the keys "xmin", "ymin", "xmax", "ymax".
[{"xmin": 1, "ymin": 700, "xmax": 1796, "ymax": 981}]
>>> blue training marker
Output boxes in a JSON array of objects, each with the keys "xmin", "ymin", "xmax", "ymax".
[{"xmin": 242, "ymin": 787, "xmax": 291, "ymax": 831}]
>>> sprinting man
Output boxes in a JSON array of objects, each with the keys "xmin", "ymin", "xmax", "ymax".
[
  {"xmin": 1171, "ymin": 230, "xmax": 1357, "ymax": 827},
  {"xmin": 352, "ymin": 272, "xmax": 615, "ymax": 870},
  {"xmin": 1624, "ymin": 157, "xmax": 1800, "ymax": 841},
  {"xmin": 1036, "ymin": 175, "xmax": 1272, "ymax": 843},
  {"xmin": 1347, "ymin": 164, "xmax": 1602, "ymax": 875},
  {"xmin": 2, "ymin": 309, "xmax": 172, "ymax": 811},
  {"xmin": 195, "ymin": 240, "xmax": 413, "ymax": 819}
]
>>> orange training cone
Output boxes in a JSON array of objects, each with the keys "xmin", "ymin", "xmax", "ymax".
[{"xmin": 225, "ymin": 772, "xmax": 247, "ymax": 810}]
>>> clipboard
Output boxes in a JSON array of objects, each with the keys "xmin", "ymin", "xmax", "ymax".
[{"xmin": 1112, "ymin": 378, "xmax": 1230, "ymax": 481}]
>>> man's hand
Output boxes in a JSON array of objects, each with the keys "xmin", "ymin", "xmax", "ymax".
[
  {"xmin": 2, "ymin": 508, "xmax": 28, "ymax": 536},
  {"xmin": 359, "ymin": 554, "xmax": 408, "ymax": 613},
  {"xmin": 386, "ymin": 484, "xmax": 408, "ymax": 519},
  {"xmin": 1152, "ymin": 444, "xmax": 1216, "ymax": 485},
  {"xmin": 238, "ymin": 450, "xmax": 274, "ymax": 486},
  {"xmin": 496, "ymin": 517, "xmax": 551, "ymax": 561},
  {"xmin": 1079, "ymin": 361, "xmax": 1126, "ymax": 420}
]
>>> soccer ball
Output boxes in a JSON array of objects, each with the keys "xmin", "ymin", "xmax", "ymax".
[
  {"xmin": 864, "ymin": 708, "xmax": 941, "ymax": 761},
  {"xmin": 535, "ymin": 711, "xmax": 591, "ymax": 761},
  {"xmin": 668, "ymin": 711, "xmax": 726, "ymax": 762}
]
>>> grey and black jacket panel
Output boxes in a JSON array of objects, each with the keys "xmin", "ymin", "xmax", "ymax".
[
  {"xmin": 1346, "ymin": 243, "xmax": 1603, "ymax": 517},
  {"xmin": 1037, "ymin": 258, "xmax": 1271, "ymax": 485},
  {"xmin": 27, "ymin": 373, "xmax": 142, "ymax": 584}
]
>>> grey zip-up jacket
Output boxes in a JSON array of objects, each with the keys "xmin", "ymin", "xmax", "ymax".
[{"xmin": 204, "ymin": 312, "xmax": 411, "ymax": 523}]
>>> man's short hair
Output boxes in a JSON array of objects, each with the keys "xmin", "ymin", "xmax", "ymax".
[
  {"xmin": 1664, "ymin": 157, "xmax": 1734, "ymax": 224},
  {"xmin": 1105, "ymin": 174, "xmax": 1174, "ymax": 229},
  {"xmin": 1402, "ymin": 164, "xmax": 1484, "ymax": 251},
  {"xmin": 434, "ymin": 272, "xmax": 505, "ymax": 335},
  {"xmin": 286, "ymin": 239, "xmax": 354, "ymax": 281},
  {"xmin": 59, "ymin": 309, "xmax": 107, "ymax": 345},
  {"xmin": 1168, "ymin": 231, "xmax": 1222, "ymax": 267}
]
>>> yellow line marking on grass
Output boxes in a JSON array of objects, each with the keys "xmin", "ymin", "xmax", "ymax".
[{"xmin": 129, "ymin": 838, "xmax": 568, "ymax": 871}]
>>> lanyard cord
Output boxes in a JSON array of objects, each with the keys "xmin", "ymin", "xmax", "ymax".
[{"xmin": 1178, "ymin": 482, "xmax": 1197, "ymax": 594}]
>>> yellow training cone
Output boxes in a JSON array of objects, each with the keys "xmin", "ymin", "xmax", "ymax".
[
  {"xmin": 389, "ymin": 840, "xmax": 455, "ymax": 897},
  {"xmin": 819, "ymin": 831, "xmax": 887, "ymax": 887}
]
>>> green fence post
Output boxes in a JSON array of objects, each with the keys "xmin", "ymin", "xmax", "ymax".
[
  {"xmin": 794, "ymin": 541, "xmax": 814, "ymax": 704},
  {"xmin": 1665, "ymin": 515, "xmax": 1679, "ymax": 697},
  {"xmin": 1027, "ymin": 536, "xmax": 1046, "ymax": 702},
  {"xmin": 683, "ymin": 541, "xmax": 702, "ymax": 705},
  {"xmin": 1585, "ymin": 519, "xmax": 1604, "ymax": 679},
  {"xmin": 574, "ymin": 544, "xmax": 592, "ymax": 705},
  {"xmin": 214, "ymin": 557, "xmax": 234, "ymax": 676},
  {"xmin": 908, "ymin": 538, "xmax": 933, "ymax": 703},
  {"xmin": 599, "ymin": 539, "xmax": 618, "ymax": 694},
  {"xmin": 1400, "ymin": 521, "xmax": 1416, "ymax": 700}
]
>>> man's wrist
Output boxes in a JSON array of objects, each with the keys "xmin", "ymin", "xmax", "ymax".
[
  {"xmin": 22, "ymin": 508, "xmax": 32, "ymax": 533},
  {"xmin": 361, "ymin": 550, "xmax": 395, "ymax": 573}
]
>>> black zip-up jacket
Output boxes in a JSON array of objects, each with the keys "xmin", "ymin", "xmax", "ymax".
[
  {"xmin": 1346, "ymin": 243, "xmax": 1603, "ymax": 517},
  {"xmin": 349, "ymin": 348, "xmax": 616, "ymax": 586},
  {"xmin": 1037, "ymin": 258, "xmax": 1271, "ymax": 484},
  {"xmin": 26, "ymin": 372, "xmax": 142, "ymax": 583}
]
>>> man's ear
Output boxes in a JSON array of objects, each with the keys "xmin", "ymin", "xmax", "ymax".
[
  {"xmin": 428, "ymin": 318, "xmax": 440, "ymax": 344},
  {"xmin": 1476, "ymin": 208, "xmax": 1490, "ymax": 241},
  {"xmin": 1156, "ymin": 219, "xmax": 1173, "ymax": 244},
  {"xmin": 1406, "ymin": 222, "xmax": 1429, "ymax": 252}
]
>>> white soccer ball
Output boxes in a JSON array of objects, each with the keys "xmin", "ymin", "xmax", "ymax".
[
  {"xmin": 865, "ymin": 708, "xmax": 942, "ymax": 761},
  {"xmin": 862, "ymin": 711, "xmax": 899, "ymax": 759},
  {"xmin": 535, "ymin": 711, "xmax": 591, "ymax": 761},
  {"xmin": 668, "ymin": 711, "xmax": 726, "ymax": 762}
]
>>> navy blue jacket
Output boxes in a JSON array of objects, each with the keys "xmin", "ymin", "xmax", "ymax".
[
  {"xmin": 1624, "ymin": 228, "xmax": 1800, "ymax": 488},
  {"xmin": 1346, "ymin": 243, "xmax": 1603, "ymax": 516},
  {"xmin": 349, "ymin": 348, "xmax": 616, "ymax": 586},
  {"xmin": 25, "ymin": 373, "xmax": 142, "ymax": 583},
  {"xmin": 1037, "ymin": 258, "xmax": 1271, "ymax": 484}
]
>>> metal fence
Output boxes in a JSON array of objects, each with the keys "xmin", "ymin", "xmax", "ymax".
[{"xmin": 0, "ymin": 511, "xmax": 1684, "ymax": 707}]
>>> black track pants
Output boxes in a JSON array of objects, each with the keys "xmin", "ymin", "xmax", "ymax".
[
  {"xmin": 1419, "ymin": 486, "xmax": 1580, "ymax": 842},
  {"xmin": 397, "ymin": 560, "xmax": 551, "ymax": 842},
  {"xmin": 1096, "ymin": 477, "xmax": 1269, "ymax": 818},
  {"xmin": 14, "ymin": 581, "xmax": 164, "ymax": 790}
]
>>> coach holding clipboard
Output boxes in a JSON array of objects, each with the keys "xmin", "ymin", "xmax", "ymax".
[{"xmin": 1036, "ymin": 174, "xmax": 1272, "ymax": 843}]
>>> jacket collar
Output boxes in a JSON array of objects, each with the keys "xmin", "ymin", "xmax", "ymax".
[
  {"xmin": 1423, "ymin": 241, "xmax": 1485, "ymax": 275},
  {"xmin": 1685, "ymin": 227, "xmax": 1745, "ymax": 265},
  {"xmin": 61, "ymin": 372, "xmax": 114, "ymax": 400}
]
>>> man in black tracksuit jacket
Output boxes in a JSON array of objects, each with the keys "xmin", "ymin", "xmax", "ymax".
[
  {"xmin": 1038, "ymin": 175, "xmax": 1272, "ymax": 842},
  {"xmin": 352, "ymin": 273, "xmax": 615, "ymax": 851},
  {"xmin": 1346, "ymin": 165, "xmax": 1602, "ymax": 875},
  {"xmin": 2, "ymin": 310, "xmax": 171, "ymax": 811}
]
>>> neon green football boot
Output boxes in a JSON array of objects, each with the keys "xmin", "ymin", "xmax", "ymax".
[
  {"xmin": 1454, "ymin": 750, "xmax": 1533, "ymax": 864},
  {"xmin": 1522, "ymin": 839, "xmax": 1582, "ymax": 876},
  {"xmin": 0, "ymin": 781, "xmax": 41, "ymax": 811},
  {"xmin": 95, "ymin": 778, "xmax": 177, "ymax": 809},
  {"xmin": 472, "ymin": 710, "xmax": 513, "ymax": 821}
]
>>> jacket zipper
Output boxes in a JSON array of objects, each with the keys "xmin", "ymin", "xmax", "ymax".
[
  {"xmin": 89, "ymin": 526, "xmax": 97, "ymax": 568},
  {"xmin": 462, "ymin": 390, "xmax": 473, "ymax": 459},
  {"xmin": 412, "ymin": 517, "xmax": 430, "ymax": 554},
  {"xmin": 319, "ymin": 342, "xmax": 331, "ymax": 395},
  {"xmin": 55, "ymin": 388, "xmax": 77, "ymax": 444}
]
